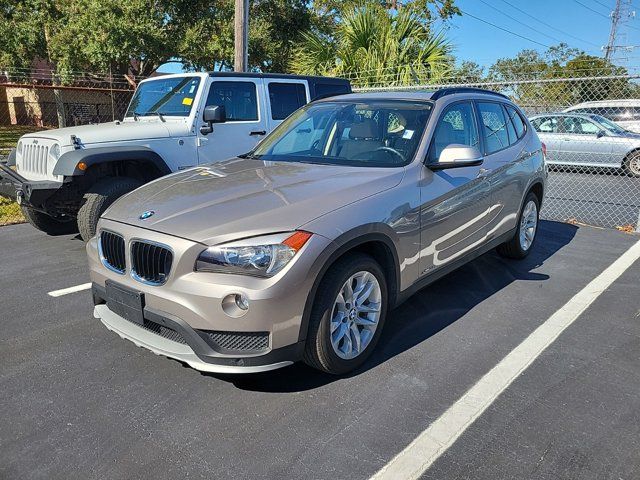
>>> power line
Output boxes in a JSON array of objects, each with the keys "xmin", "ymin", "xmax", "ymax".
[
  {"xmin": 476, "ymin": 0, "xmax": 565, "ymax": 44},
  {"xmin": 592, "ymin": 0, "xmax": 613, "ymax": 9},
  {"xmin": 459, "ymin": 9, "xmax": 551, "ymax": 49},
  {"xmin": 572, "ymin": 0, "xmax": 612, "ymax": 18},
  {"xmin": 497, "ymin": 0, "xmax": 601, "ymax": 49}
]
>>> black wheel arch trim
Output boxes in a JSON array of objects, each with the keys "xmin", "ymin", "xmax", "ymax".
[
  {"xmin": 297, "ymin": 223, "xmax": 402, "ymax": 343},
  {"xmin": 53, "ymin": 146, "xmax": 172, "ymax": 177}
]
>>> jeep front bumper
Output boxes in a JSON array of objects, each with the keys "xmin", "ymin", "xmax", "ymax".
[{"xmin": 0, "ymin": 162, "xmax": 62, "ymax": 209}]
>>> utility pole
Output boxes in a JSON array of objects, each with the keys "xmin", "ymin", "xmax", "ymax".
[
  {"xmin": 605, "ymin": 0, "xmax": 622, "ymax": 61},
  {"xmin": 604, "ymin": 0, "xmax": 636, "ymax": 64},
  {"xmin": 234, "ymin": 0, "xmax": 249, "ymax": 72}
]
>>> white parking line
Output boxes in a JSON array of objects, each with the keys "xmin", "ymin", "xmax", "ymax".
[
  {"xmin": 371, "ymin": 238, "xmax": 640, "ymax": 480},
  {"xmin": 48, "ymin": 283, "xmax": 92, "ymax": 298}
]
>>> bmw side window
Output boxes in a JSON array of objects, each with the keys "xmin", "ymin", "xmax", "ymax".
[
  {"xmin": 207, "ymin": 81, "xmax": 258, "ymax": 122},
  {"xmin": 477, "ymin": 102, "xmax": 510, "ymax": 154},
  {"xmin": 429, "ymin": 102, "xmax": 479, "ymax": 162},
  {"xmin": 502, "ymin": 105, "xmax": 517, "ymax": 145},
  {"xmin": 268, "ymin": 83, "xmax": 307, "ymax": 120},
  {"xmin": 506, "ymin": 106, "xmax": 526, "ymax": 139}
]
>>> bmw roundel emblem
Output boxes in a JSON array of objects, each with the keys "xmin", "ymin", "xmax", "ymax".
[{"xmin": 139, "ymin": 210, "xmax": 155, "ymax": 220}]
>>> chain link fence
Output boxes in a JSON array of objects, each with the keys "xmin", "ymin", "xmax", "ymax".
[
  {"xmin": 353, "ymin": 71, "xmax": 640, "ymax": 232},
  {"xmin": 0, "ymin": 72, "xmax": 136, "ymax": 225}
]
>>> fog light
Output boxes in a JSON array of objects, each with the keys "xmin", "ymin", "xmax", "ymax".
[
  {"xmin": 235, "ymin": 294, "xmax": 249, "ymax": 311},
  {"xmin": 222, "ymin": 293, "xmax": 250, "ymax": 318}
]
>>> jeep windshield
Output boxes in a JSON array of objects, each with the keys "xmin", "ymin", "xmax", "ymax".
[
  {"xmin": 125, "ymin": 76, "xmax": 201, "ymax": 118},
  {"xmin": 245, "ymin": 100, "xmax": 433, "ymax": 167}
]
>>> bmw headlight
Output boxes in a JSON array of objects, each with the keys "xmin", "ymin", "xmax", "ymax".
[
  {"xmin": 195, "ymin": 231, "xmax": 312, "ymax": 277},
  {"xmin": 49, "ymin": 143, "xmax": 61, "ymax": 161}
]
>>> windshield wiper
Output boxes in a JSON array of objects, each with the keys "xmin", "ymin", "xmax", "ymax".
[
  {"xmin": 152, "ymin": 110, "xmax": 165, "ymax": 122},
  {"xmin": 133, "ymin": 111, "xmax": 141, "ymax": 121}
]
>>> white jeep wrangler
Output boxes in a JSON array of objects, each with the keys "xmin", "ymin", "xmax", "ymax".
[{"xmin": 0, "ymin": 72, "xmax": 350, "ymax": 240}]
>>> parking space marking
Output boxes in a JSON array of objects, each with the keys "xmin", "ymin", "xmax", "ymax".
[
  {"xmin": 371, "ymin": 238, "xmax": 640, "ymax": 480},
  {"xmin": 48, "ymin": 283, "xmax": 92, "ymax": 298}
]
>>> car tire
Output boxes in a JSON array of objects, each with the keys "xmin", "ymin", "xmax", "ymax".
[
  {"xmin": 20, "ymin": 206, "xmax": 78, "ymax": 236},
  {"xmin": 303, "ymin": 253, "xmax": 388, "ymax": 375},
  {"xmin": 78, "ymin": 176, "xmax": 141, "ymax": 242},
  {"xmin": 623, "ymin": 152, "xmax": 640, "ymax": 178},
  {"xmin": 497, "ymin": 191, "xmax": 540, "ymax": 259}
]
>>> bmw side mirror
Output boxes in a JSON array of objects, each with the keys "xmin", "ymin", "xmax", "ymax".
[
  {"xmin": 428, "ymin": 144, "xmax": 484, "ymax": 170},
  {"xmin": 596, "ymin": 130, "xmax": 606, "ymax": 138},
  {"xmin": 201, "ymin": 105, "xmax": 226, "ymax": 135}
]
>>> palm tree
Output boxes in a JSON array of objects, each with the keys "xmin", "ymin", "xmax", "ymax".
[{"xmin": 291, "ymin": 3, "xmax": 452, "ymax": 88}]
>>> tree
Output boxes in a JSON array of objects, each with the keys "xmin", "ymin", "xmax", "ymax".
[{"xmin": 291, "ymin": 2, "xmax": 453, "ymax": 87}]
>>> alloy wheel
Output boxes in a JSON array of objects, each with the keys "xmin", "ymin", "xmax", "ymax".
[
  {"xmin": 330, "ymin": 271, "xmax": 382, "ymax": 360},
  {"xmin": 519, "ymin": 200, "xmax": 538, "ymax": 251}
]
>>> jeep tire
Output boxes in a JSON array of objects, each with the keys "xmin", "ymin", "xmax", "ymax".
[
  {"xmin": 78, "ymin": 177, "xmax": 141, "ymax": 242},
  {"xmin": 20, "ymin": 206, "xmax": 78, "ymax": 236}
]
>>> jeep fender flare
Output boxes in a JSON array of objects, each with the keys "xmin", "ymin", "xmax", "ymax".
[{"xmin": 52, "ymin": 146, "xmax": 171, "ymax": 177}]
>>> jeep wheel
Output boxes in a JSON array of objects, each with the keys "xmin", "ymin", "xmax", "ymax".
[
  {"xmin": 20, "ymin": 206, "xmax": 78, "ymax": 236},
  {"xmin": 78, "ymin": 177, "xmax": 141, "ymax": 242},
  {"xmin": 304, "ymin": 253, "xmax": 388, "ymax": 375}
]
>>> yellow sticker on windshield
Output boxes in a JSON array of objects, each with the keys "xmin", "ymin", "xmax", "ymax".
[{"xmin": 182, "ymin": 97, "xmax": 193, "ymax": 106}]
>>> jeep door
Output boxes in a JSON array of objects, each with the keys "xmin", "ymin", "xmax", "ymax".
[
  {"xmin": 197, "ymin": 78, "xmax": 269, "ymax": 164},
  {"xmin": 419, "ymin": 100, "xmax": 491, "ymax": 275}
]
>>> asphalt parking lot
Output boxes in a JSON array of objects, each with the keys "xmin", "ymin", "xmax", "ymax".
[{"xmin": 1, "ymin": 221, "xmax": 639, "ymax": 479}]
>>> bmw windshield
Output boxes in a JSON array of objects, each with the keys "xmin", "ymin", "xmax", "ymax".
[
  {"xmin": 246, "ymin": 100, "xmax": 433, "ymax": 167},
  {"xmin": 125, "ymin": 76, "xmax": 201, "ymax": 118}
]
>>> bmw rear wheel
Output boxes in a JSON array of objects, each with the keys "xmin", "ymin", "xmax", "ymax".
[
  {"xmin": 497, "ymin": 191, "xmax": 540, "ymax": 259},
  {"xmin": 304, "ymin": 253, "xmax": 388, "ymax": 374},
  {"xmin": 624, "ymin": 152, "xmax": 640, "ymax": 178}
]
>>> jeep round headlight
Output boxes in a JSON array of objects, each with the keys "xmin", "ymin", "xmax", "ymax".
[
  {"xmin": 49, "ymin": 143, "xmax": 61, "ymax": 161},
  {"xmin": 16, "ymin": 141, "xmax": 23, "ymax": 155},
  {"xmin": 195, "ymin": 231, "xmax": 312, "ymax": 277}
]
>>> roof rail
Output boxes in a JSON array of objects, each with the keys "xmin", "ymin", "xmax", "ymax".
[{"xmin": 431, "ymin": 87, "xmax": 510, "ymax": 101}]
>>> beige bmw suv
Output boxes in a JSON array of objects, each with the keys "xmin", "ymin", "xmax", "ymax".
[{"xmin": 88, "ymin": 88, "xmax": 546, "ymax": 375}]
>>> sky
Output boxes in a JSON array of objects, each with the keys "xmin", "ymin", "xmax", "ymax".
[
  {"xmin": 442, "ymin": 0, "xmax": 640, "ymax": 68},
  {"xmin": 158, "ymin": 0, "xmax": 640, "ymax": 73}
]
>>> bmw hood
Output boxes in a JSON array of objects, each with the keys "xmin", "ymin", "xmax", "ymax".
[{"xmin": 101, "ymin": 158, "xmax": 404, "ymax": 245}]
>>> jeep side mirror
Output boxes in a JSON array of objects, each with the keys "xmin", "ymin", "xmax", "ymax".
[
  {"xmin": 428, "ymin": 144, "xmax": 484, "ymax": 170},
  {"xmin": 200, "ymin": 105, "xmax": 226, "ymax": 135}
]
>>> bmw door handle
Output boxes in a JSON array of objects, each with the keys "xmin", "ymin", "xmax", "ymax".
[{"xmin": 250, "ymin": 130, "xmax": 267, "ymax": 136}]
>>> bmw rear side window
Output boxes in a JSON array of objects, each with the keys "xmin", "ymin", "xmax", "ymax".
[
  {"xmin": 478, "ymin": 102, "xmax": 510, "ymax": 154},
  {"xmin": 506, "ymin": 106, "xmax": 526, "ymax": 139}
]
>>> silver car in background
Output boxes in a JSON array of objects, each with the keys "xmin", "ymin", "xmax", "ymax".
[
  {"xmin": 530, "ymin": 113, "xmax": 640, "ymax": 177},
  {"xmin": 564, "ymin": 99, "xmax": 640, "ymax": 133}
]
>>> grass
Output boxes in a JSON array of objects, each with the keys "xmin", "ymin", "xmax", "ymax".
[
  {"xmin": 0, "ymin": 125, "xmax": 40, "ymax": 225},
  {"xmin": 0, "ymin": 125, "xmax": 40, "ymax": 149},
  {"xmin": 0, "ymin": 195, "xmax": 24, "ymax": 225}
]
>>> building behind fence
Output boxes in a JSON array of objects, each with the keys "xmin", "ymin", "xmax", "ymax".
[{"xmin": 0, "ymin": 69, "xmax": 639, "ymax": 232}]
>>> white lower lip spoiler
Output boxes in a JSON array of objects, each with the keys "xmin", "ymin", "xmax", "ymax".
[{"xmin": 94, "ymin": 304, "xmax": 292, "ymax": 374}]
